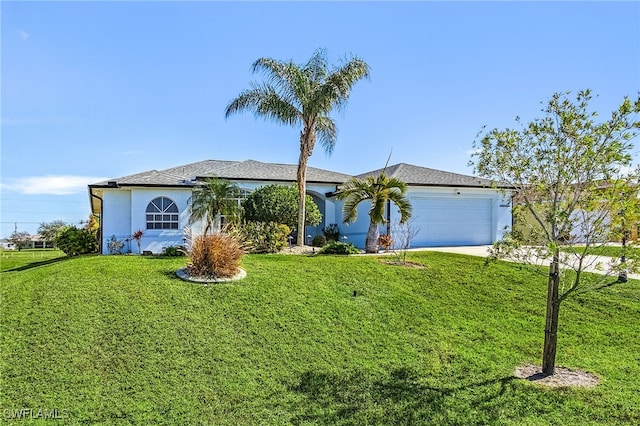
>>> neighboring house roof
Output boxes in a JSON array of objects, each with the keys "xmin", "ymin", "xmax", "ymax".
[{"xmin": 356, "ymin": 163, "xmax": 496, "ymax": 188}]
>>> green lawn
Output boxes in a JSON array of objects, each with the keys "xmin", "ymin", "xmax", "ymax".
[
  {"xmin": 0, "ymin": 248, "xmax": 66, "ymax": 272},
  {"xmin": 1, "ymin": 252, "xmax": 639, "ymax": 424}
]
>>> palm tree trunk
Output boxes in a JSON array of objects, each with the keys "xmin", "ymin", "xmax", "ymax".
[
  {"xmin": 542, "ymin": 254, "xmax": 560, "ymax": 375},
  {"xmin": 296, "ymin": 127, "xmax": 315, "ymax": 246},
  {"xmin": 365, "ymin": 220, "xmax": 379, "ymax": 253},
  {"xmin": 296, "ymin": 161, "xmax": 307, "ymax": 246}
]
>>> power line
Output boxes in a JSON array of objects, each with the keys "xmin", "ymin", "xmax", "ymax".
[
  {"xmin": 0, "ymin": 198, "xmax": 87, "ymax": 204},
  {"xmin": 2, "ymin": 212, "xmax": 88, "ymax": 215}
]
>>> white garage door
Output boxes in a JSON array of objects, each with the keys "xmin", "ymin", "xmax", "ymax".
[{"xmin": 410, "ymin": 197, "xmax": 493, "ymax": 246}]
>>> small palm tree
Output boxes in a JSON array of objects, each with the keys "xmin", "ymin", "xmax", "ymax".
[
  {"xmin": 225, "ymin": 48, "xmax": 370, "ymax": 245},
  {"xmin": 337, "ymin": 171, "xmax": 412, "ymax": 253},
  {"xmin": 189, "ymin": 177, "xmax": 242, "ymax": 235}
]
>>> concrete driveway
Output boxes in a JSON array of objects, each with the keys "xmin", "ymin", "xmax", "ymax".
[{"xmin": 418, "ymin": 245, "xmax": 639, "ymax": 281}]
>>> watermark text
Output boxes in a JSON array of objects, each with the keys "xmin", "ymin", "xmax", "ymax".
[{"xmin": 3, "ymin": 408, "xmax": 69, "ymax": 420}]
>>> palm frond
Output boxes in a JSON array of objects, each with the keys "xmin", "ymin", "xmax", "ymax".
[
  {"xmin": 225, "ymin": 84, "xmax": 301, "ymax": 126},
  {"xmin": 315, "ymin": 116, "xmax": 337, "ymax": 155},
  {"xmin": 251, "ymin": 57, "xmax": 296, "ymax": 96},
  {"xmin": 320, "ymin": 56, "xmax": 371, "ymax": 113},
  {"xmin": 252, "ymin": 57, "xmax": 306, "ymax": 109},
  {"xmin": 303, "ymin": 48, "xmax": 329, "ymax": 84},
  {"xmin": 188, "ymin": 178, "xmax": 243, "ymax": 233},
  {"xmin": 336, "ymin": 170, "xmax": 412, "ymax": 226},
  {"xmin": 388, "ymin": 191, "xmax": 413, "ymax": 223}
]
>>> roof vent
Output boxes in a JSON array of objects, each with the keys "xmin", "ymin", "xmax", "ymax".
[{"xmin": 107, "ymin": 181, "xmax": 118, "ymax": 187}]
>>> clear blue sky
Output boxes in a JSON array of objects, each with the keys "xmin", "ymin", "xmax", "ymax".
[{"xmin": 2, "ymin": 1, "xmax": 639, "ymax": 237}]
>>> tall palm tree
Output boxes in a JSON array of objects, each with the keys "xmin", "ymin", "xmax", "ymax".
[
  {"xmin": 225, "ymin": 48, "xmax": 370, "ymax": 245},
  {"xmin": 337, "ymin": 170, "xmax": 412, "ymax": 253},
  {"xmin": 189, "ymin": 177, "xmax": 242, "ymax": 235}
]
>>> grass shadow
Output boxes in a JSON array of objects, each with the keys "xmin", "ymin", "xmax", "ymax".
[
  {"xmin": 161, "ymin": 269, "xmax": 182, "ymax": 280},
  {"xmin": 287, "ymin": 367, "xmax": 517, "ymax": 425},
  {"xmin": 1, "ymin": 256, "xmax": 72, "ymax": 272}
]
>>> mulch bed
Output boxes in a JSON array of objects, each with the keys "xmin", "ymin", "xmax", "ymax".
[{"xmin": 514, "ymin": 364, "xmax": 600, "ymax": 388}]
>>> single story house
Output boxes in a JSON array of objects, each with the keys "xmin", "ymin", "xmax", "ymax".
[
  {"xmin": 0, "ymin": 234, "xmax": 55, "ymax": 250},
  {"xmin": 88, "ymin": 159, "xmax": 512, "ymax": 254}
]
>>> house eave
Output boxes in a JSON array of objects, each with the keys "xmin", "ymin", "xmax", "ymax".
[{"xmin": 405, "ymin": 182, "xmax": 514, "ymax": 190}]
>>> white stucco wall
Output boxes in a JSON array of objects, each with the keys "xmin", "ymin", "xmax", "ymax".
[
  {"xmin": 101, "ymin": 190, "xmax": 132, "ymax": 252},
  {"xmin": 130, "ymin": 188, "xmax": 192, "ymax": 254},
  {"xmin": 331, "ymin": 199, "xmax": 371, "ymax": 248},
  {"xmin": 99, "ymin": 180, "xmax": 510, "ymax": 253},
  {"xmin": 101, "ymin": 187, "xmax": 192, "ymax": 254},
  {"xmin": 330, "ymin": 186, "xmax": 513, "ymax": 249},
  {"xmin": 100, "ymin": 181, "xmax": 340, "ymax": 254}
]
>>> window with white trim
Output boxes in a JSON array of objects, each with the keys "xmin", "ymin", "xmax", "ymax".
[{"xmin": 146, "ymin": 197, "xmax": 179, "ymax": 230}]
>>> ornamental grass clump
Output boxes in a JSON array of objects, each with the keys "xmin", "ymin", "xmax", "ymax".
[{"xmin": 186, "ymin": 232, "xmax": 244, "ymax": 279}]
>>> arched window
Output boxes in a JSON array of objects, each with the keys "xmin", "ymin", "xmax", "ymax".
[{"xmin": 146, "ymin": 197, "xmax": 179, "ymax": 230}]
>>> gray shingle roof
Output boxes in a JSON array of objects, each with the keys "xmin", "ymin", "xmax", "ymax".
[
  {"xmin": 356, "ymin": 163, "xmax": 495, "ymax": 188},
  {"xmin": 89, "ymin": 159, "xmax": 352, "ymax": 187},
  {"xmin": 194, "ymin": 160, "xmax": 353, "ymax": 183},
  {"xmin": 89, "ymin": 159, "xmax": 496, "ymax": 189}
]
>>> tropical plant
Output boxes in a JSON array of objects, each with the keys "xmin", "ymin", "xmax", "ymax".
[
  {"xmin": 55, "ymin": 226, "xmax": 98, "ymax": 256},
  {"xmin": 336, "ymin": 169, "xmax": 412, "ymax": 253},
  {"xmin": 185, "ymin": 231, "xmax": 244, "ymax": 279},
  {"xmin": 317, "ymin": 240, "xmax": 360, "ymax": 255},
  {"xmin": 162, "ymin": 245, "xmax": 186, "ymax": 257},
  {"xmin": 240, "ymin": 221, "xmax": 290, "ymax": 254},
  {"xmin": 470, "ymin": 89, "xmax": 640, "ymax": 375},
  {"xmin": 312, "ymin": 235, "xmax": 327, "ymax": 247},
  {"xmin": 225, "ymin": 48, "xmax": 370, "ymax": 245},
  {"xmin": 241, "ymin": 184, "xmax": 321, "ymax": 232},
  {"xmin": 189, "ymin": 177, "xmax": 242, "ymax": 235},
  {"xmin": 132, "ymin": 229, "xmax": 144, "ymax": 254},
  {"xmin": 322, "ymin": 223, "xmax": 340, "ymax": 242},
  {"xmin": 84, "ymin": 214, "xmax": 100, "ymax": 235},
  {"xmin": 378, "ymin": 234, "xmax": 393, "ymax": 250}
]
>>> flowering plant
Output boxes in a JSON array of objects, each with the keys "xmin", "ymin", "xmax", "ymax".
[{"xmin": 132, "ymin": 229, "xmax": 144, "ymax": 253}]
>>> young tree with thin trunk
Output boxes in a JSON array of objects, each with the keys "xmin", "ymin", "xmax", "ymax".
[
  {"xmin": 225, "ymin": 49, "xmax": 370, "ymax": 245},
  {"xmin": 37, "ymin": 220, "xmax": 67, "ymax": 247},
  {"xmin": 471, "ymin": 90, "xmax": 640, "ymax": 375},
  {"xmin": 9, "ymin": 231, "xmax": 31, "ymax": 251}
]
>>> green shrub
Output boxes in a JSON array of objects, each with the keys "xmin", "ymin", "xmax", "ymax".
[
  {"xmin": 322, "ymin": 223, "xmax": 340, "ymax": 242},
  {"xmin": 162, "ymin": 245, "xmax": 186, "ymax": 257},
  {"xmin": 318, "ymin": 241, "xmax": 360, "ymax": 255},
  {"xmin": 186, "ymin": 233, "xmax": 244, "ymax": 279},
  {"xmin": 242, "ymin": 184, "xmax": 321, "ymax": 232},
  {"xmin": 312, "ymin": 235, "xmax": 327, "ymax": 247},
  {"xmin": 55, "ymin": 226, "xmax": 98, "ymax": 256},
  {"xmin": 241, "ymin": 221, "xmax": 290, "ymax": 253}
]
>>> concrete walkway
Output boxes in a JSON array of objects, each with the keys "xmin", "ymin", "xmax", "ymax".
[{"xmin": 417, "ymin": 245, "xmax": 640, "ymax": 281}]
